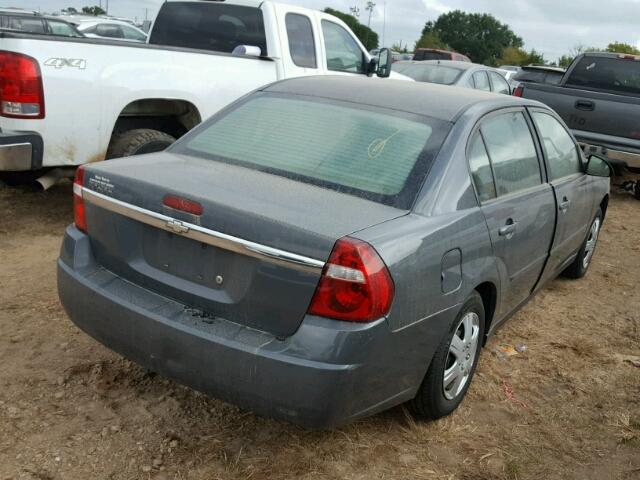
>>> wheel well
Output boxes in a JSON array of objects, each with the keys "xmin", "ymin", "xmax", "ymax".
[
  {"xmin": 600, "ymin": 194, "xmax": 609, "ymax": 220},
  {"xmin": 475, "ymin": 282, "xmax": 497, "ymax": 345},
  {"xmin": 110, "ymin": 99, "xmax": 201, "ymax": 144}
]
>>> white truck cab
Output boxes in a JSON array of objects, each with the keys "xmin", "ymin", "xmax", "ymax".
[{"xmin": 0, "ymin": 0, "xmax": 403, "ymax": 179}]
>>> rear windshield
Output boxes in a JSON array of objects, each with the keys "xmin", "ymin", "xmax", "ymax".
[
  {"xmin": 566, "ymin": 56, "xmax": 640, "ymax": 95},
  {"xmin": 173, "ymin": 94, "xmax": 450, "ymax": 208},
  {"xmin": 149, "ymin": 2, "xmax": 267, "ymax": 55},
  {"xmin": 400, "ymin": 64, "xmax": 464, "ymax": 85},
  {"xmin": 414, "ymin": 50, "xmax": 451, "ymax": 61},
  {"xmin": 514, "ymin": 69, "xmax": 563, "ymax": 85}
]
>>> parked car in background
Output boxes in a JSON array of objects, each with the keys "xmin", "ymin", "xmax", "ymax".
[
  {"xmin": 392, "ymin": 52, "xmax": 413, "ymax": 62},
  {"xmin": 58, "ymin": 75, "xmax": 610, "ymax": 428},
  {"xmin": 394, "ymin": 60, "xmax": 512, "ymax": 94},
  {"xmin": 0, "ymin": 0, "xmax": 402, "ymax": 184},
  {"xmin": 0, "ymin": 8, "xmax": 84, "ymax": 37},
  {"xmin": 413, "ymin": 48, "xmax": 470, "ymax": 62},
  {"xmin": 496, "ymin": 68, "xmax": 519, "ymax": 83},
  {"xmin": 66, "ymin": 17, "xmax": 148, "ymax": 42},
  {"xmin": 499, "ymin": 65, "xmax": 521, "ymax": 73},
  {"xmin": 516, "ymin": 53, "xmax": 640, "ymax": 177},
  {"xmin": 512, "ymin": 65, "xmax": 565, "ymax": 86}
]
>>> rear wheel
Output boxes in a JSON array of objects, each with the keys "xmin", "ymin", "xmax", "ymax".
[
  {"xmin": 106, "ymin": 129, "xmax": 176, "ymax": 159},
  {"xmin": 409, "ymin": 291, "xmax": 485, "ymax": 419},
  {"xmin": 562, "ymin": 208, "xmax": 602, "ymax": 279}
]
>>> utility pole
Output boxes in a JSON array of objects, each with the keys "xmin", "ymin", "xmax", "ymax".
[
  {"xmin": 364, "ymin": 1, "xmax": 375, "ymax": 50},
  {"xmin": 365, "ymin": 1, "xmax": 376, "ymax": 28},
  {"xmin": 382, "ymin": 2, "xmax": 386, "ymax": 47},
  {"xmin": 349, "ymin": 6, "xmax": 360, "ymax": 18}
]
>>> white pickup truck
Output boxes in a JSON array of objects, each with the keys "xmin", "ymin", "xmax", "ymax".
[{"xmin": 0, "ymin": 0, "xmax": 399, "ymax": 183}]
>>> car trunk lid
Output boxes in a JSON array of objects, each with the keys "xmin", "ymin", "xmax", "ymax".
[{"xmin": 81, "ymin": 152, "xmax": 407, "ymax": 337}]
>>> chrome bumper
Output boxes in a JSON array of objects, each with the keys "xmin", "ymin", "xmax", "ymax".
[
  {"xmin": 0, "ymin": 142, "xmax": 32, "ymax": 170},
  {"xmin": 0, "ymin": 129, "xmax": 42, "ymax": 171},
  {"xmin": 580, "ymin": 143, "xmax": 640, "ymax": 169}
]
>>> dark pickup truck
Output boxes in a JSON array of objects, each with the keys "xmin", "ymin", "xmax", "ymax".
[{"xmin": 516, "ymin": 52, "xmax": 640, "ymax": 175}]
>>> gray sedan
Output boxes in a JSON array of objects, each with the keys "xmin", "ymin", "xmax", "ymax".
[
  {"xmin": 394, "ymin": 60, "xmax": 512, "ymax": 94},
  {"xmin": 58, "ymin": 76, "xmax": 610, "ymax": 428}
]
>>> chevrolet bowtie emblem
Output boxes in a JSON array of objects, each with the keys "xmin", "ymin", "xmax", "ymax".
[{"xmin": 167, "ymin": 219, "xmax": 189, "ymax": 234}]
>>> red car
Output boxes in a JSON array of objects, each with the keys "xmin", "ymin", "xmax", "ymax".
[{"xmin": 413, "ymin": 48, "xmax": 470, "ymax": 62}]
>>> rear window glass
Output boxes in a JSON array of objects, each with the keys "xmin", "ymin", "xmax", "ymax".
[
  {"xmin": 414, "ymin": 50, "xmax": 451, "ymax": 61},
  {"xmin": 149, "ymin": 2, "xmax": 267, "ymax": 55},
  {"xmin": 401, "ymin": 64, "xmax": 464, "ymax": 85},
  {"xmin": 175, "ymin": 95, "xmax": 450, "ymax": 208},
  {"xmin": 566, "ymin": 56, "xmax": 640, "ymax": 95}
]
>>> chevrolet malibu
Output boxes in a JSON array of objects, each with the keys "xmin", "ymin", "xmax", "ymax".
[{"xmin": 58, "ymin": 76, "xmax": 611, "ymax": 428}]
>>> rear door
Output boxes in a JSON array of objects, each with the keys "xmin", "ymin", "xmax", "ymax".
[
  {"xmin": 273, "ymin": 5, "xmax": 321, "ymax": 77},
  {"xmin": 529, "ymin": 109, "xmax": 593, "ymax": 279},
  {"xmin": 468, "ymin": 109, "xmax": 556, "ymax": 316}
]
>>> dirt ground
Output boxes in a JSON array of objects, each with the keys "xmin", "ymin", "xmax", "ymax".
[{"xmin": 0, "ymin": 181, "xmax": 638, "ymax": 480}]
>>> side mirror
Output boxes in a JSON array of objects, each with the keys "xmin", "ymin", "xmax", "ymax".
[
  {"xmin": 376, "ymin": 48, "xmax": 392, "ymax": 78},
  {"xmin": 586, "ymin": 154, "xmax": 612, "ymax": 177}
]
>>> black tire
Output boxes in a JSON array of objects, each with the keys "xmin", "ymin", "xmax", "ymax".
[
  {"xmin": 409, "ymin": 291, "xmax": 485, "ymax": 420},
  {"xmin": 634, "ymin": 182, "xmax": 640, "ymax": 201},
  {"xmin": 106, "ymin": 129, "xmax": 176, "ymax": 159},
  {"xmin": 562, "ymin": 208, "xmax": 603, "ymax": 279}
]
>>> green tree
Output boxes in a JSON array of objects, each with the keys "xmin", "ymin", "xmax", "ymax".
[
  {"xmin": 391, "ymin": 42, "xmax": 409, "ymax": 53},
  {"xmin": 414, "ymin": 31, "xmax": 450, "ymax": 51},
  {"xmin": 606, "ymin": 42, "xmax": 640, "ymax": 55},
  {"xmin": 81, "ymin": 5, "xmax": 106, "ymax": 16},
  {"xmin": 558, "ymin": 55, "xmax": 574, "ymax": 68},
  {"xmin": 497, "ymin": 47, "xmax": 545, "ymax": 67},
  {"xmin": 323, "ymin": 8, "xmax": 379, "ymax": 51},
  {"xmin": 421, "ymin": 11, "xmax": 523, "ymax": 65}
]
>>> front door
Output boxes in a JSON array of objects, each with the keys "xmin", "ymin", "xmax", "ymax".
[
  {"xmin": 468, "ymin": 110, "xmax": 556, "ymax": 317},
  {"xmin": 529, "ymin": 110, "xmax": 594, "ymax": 281}
]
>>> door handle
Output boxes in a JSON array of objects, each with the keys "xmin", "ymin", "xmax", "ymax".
[
  {"xmin": 559, "ymin": 197, "xmax": 570, "ymax": 213},
  {"xmin": 498, "ymin": 219, "xmax": 518, "ymax": 237},
  {"xmin": 575, "ymin": 100, "xmax": 595, "ymax": 111}
]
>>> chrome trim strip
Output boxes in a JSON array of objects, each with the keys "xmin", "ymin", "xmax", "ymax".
[
  {"xmin": 82, "ymin": 187, "xmax": 325, "ymax": 274},
  {"xmin": 0, "ymin": 142, "xmax": 32, "ymax": 171},
  {"xmin": 81, "ymin": 187, "xmax": 325, "ymax": 274}
]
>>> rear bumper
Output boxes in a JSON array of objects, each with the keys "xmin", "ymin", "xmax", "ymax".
[
  {"xmin": 0, "ymin": 128, "xmax": 43, "ymax": 171},
  {"xmin": 574, "ymin": 130, "xmax": 640, "ymax": 170},
  {"xmin": 57, "ymin": 226, "xmax": 447, "ymax": 428}
]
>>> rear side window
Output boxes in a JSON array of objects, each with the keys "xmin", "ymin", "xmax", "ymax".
[
  {"xmin": 177, "ymin": 94, "xmax": 450, "ymax": 208},
  {"xmin": 48, "ymin": 20, "xmax": 81, "ymax": 37},
  {"xmin": 481, "ymin": 112, "xmax": 541, "ymax": 195},
  {"xmin": 285, "ymin": 14, "xmax": 316, "ymax": 68},
  {"xmin": 472, "ymin": 71, "xmax": 491, "ymax": 91},
  {"xmin": 489, "ymin": 71, "xmax": 510, "ymax": 94},
  {"xmin": 149, "ymin": 2, "xmax": 267, "ymax": 55},
  {"xmin": 414, "ymin": 50, "xmax": 451, "ymax": 61},
  {"xmin": 322, "ymin": 20, "xmax": 366, "ymax": 73},
  {"xmin": 96, "ymin": 24, "xmax": 123, "ymax": 38},
  {"xmin": 566, "ymin": 56, "xmax": 640, "ymax": 95},
  {"xmin": 8, "ymin": 16, "xmax": 46, "ymax": 33},
  {"xmin": 121, "ymin": 25, "xmax": 147, "ymax": 41},
  {"xmin": 532, "ymin": 112, "xmax": 582, "ymax": 180},
  {"xmin": 468, "ymin": 133, "xmax": 496, "ymax": 201}
]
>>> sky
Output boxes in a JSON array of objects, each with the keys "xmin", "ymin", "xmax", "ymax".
[{"xmin": 12, "ymin": 0, "xmax": 640, "ymax": 62}]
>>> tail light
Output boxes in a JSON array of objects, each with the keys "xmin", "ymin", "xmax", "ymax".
[
  {"xmin": 163, "ymin": 194, "xmax": 203, "ymax": 215},
  {"xmin": 513, "ymin": 85, "xmax": 524, "ymax": 97},
  {"xmin": 73, "ymin": 166, "xmax": 87, "ymax": 233},
  {"xmin": 0, "ymin": 51, "xmax": 45, "ymax": 119},
  {"xmin": 307, "ymin": 237, "xmax": 394, "ymax": 323}
]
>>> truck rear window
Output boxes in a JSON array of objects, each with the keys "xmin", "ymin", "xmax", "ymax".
[
  {"xmin": 414, "ymin": 50, "xmax": 451, "ymax": 61},
  {"xmin": 149, "ymin": 2, "xmax": 267, "ymax": 55},
  {"xmin": 566, "ymin": 56, "xmax": 640, "ymax": 95},
  {"xmin": 174, "ymin": 94, "xmax": 450, "ymax": 208}
]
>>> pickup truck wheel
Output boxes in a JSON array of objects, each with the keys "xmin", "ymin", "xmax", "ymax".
[
  {"xmin": 106, "ymin": 129, "xmax": 176, "ymax": 159},
  {"xmin": 562, "ymin": 208, "xmax": 603, "ymax": 279},
  {"xmin": 408, "ymin": 291, "xmax": 485, "ymax": 420}
]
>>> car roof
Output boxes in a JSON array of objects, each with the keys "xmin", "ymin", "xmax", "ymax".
[
  {"xmin": 0, "ymin": 8, "xmax": 41, "ymax": 16},
  {"xmin": 262, "ymin": 76, "xmax": 537, "ymax": 122}
]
